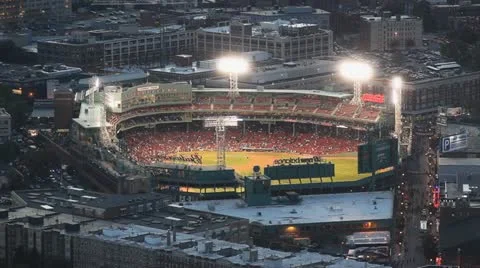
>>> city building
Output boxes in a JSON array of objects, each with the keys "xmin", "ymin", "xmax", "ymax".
[
  {"xmin": 0, "ymin": 195, "xmax": 390, "ymax": 267},
  {"xmin": 359, "ymin": 15, "xmax": 423, "ymax": 51},
  {"xmin": 54, "ymin": 89, "xmax": 74, "ymax": 130},
  {"xmin": 357, "ymin": 51, "xmax": 480, "ymax": 119},
  {"xmin": 77, "ymin": 72, "xmax": 148, "ymax": 90},
  {"xmin": 12, "ymin": 187, "xmax": 172, "ymax": 220},
  {"xmin": 38, "ymin": 27, "xmax": 196, "ymax": 72},
  {"xmin": 149, "ymin": 62, "xmax": 216, "ymax": 84},
  {"xmin": 437, "ymin": 157, "xmax": 480, "ymax": 267},
  {"xmin": 0, "ymin": 0, "xmax": 22, "ymax": 24},
  {"xmin": 206, "ymin": 58, "xmax": 337, "ymax": 90},
  {"xmin": 0, "ymin": 63, "xmax": 82, "ymax": 99},
  {"xmin": 240, "ymin": 6, "xmax": 330, "ymax": 29},
  {"xmin": 431, "ymin": 4, "xmax": 480, "ymax": 30},
  {"xmin": 0, "ymin": 108, "xmax": 11, "ymax": 144},
  {"xmin": 196, "ymin": 21, "xmax": 333, "ymax": 61},
  {"xmin": 92, "ymin": 0, "xmax": 198, "ymax": 8},
  {"xmin": 180, "ymin": 180, "xmax": 394, "ymax": 250}
]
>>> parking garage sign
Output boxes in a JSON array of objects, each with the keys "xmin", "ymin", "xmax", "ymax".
[{"xmin": 441, "ymin": 133, "xmax": 468, "ymax": 153}]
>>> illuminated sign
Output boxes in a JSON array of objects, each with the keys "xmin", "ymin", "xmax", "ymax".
[
  {"xmin": 136, "ymin": 85, "xmax": 160, "ymax": 92},
  {"xmin": 441, "ymin": 133, "xmax": 467, "ymax": 153},
  {"xmin": 361, "ymin": 93, "xmax": 384, "ymax": 104},
  {"xmin": 162, "ymin": 153, "xmax": 203, "ymax": 165},
  {"xmin": 273, "ymin": 156, "xmax": 322, "ymax": 165},
  {"xmin": 433, "ymin": 186, "xmax": 440, "ymax": 209}
]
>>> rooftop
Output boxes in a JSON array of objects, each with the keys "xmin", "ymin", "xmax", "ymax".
[
  {"xmin": 241, "ymin": 6, "xmax": 330, "ymax": 16},
  {"xmin": 351, "ymin": 51, "xmax": 472, "ymax": 82},
  {"xmin": 0, "ymin": 207, "xmax": 57, "ymax": 223},
  {"xmin": 438, "ymin": 157, "xmax": 480, "ymax": 201},
  {"xmin": 150, "ymin": 65, "xmax": 215, "ymax": 75},
  {"xmin": 0, "ymin": 63, "xmax": 82, "ymax": 83},
  {"xmin": 83, "ymin": 224, "xmax": 389, "ymax": 267},
  {"xmin": 236, "ymin": 59, "xmax": 337, "ymax": 85},
  {"xmin": 78, "ymin": 71, "xmax": 148, "ymax": 87},
  {"xmin": 361, "ymin": 15, "xmax": 421, "ymax": 22},
  {"xmin": 201, "ymin": 24, "xmax": 330, "ymax": 38},
  {"xmin": 15, "ymin": 188, "xmax": 170, "ymax": 211},
  {"xmin": 180, "ymin": 191, "xmax": 394, "ymax": 226}
]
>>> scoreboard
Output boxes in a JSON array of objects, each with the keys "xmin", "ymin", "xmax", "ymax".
[{"xmin": 358, "ymin": 138, "xmax": 398, "ymax": 173}]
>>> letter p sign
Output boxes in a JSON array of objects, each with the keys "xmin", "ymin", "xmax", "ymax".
[{"xmin": 443, "ymin": 138, "xmax": 450, "ymax": 152}]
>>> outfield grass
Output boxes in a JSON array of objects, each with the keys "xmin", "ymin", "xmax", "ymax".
[{"xmin": 173, "ymin": 151, "xmax": 371, "ymax": 182}]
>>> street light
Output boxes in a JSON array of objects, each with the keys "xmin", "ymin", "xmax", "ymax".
[
  {"xmin": 338, "ymin": 60, "xmax": 373, "ymax": 106},
  {"xmin": 217, "ymin": 56, "xmax": 249, "ymax": 98}
]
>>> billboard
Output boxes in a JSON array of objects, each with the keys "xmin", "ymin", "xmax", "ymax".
[
  {"xmin": 358, "ymin": 143, "xmax": 372, "ymax": 173},
  {"xmin": 358, "ymin": 138, "xmax": 398, "ymax": 174},
  {"xmin": 441, "ymin": 133, "xmax": 467, "ymax": 153},
  {"xmin": 361, "ymin": 93, "xmax": 384, "ymax": 104}
]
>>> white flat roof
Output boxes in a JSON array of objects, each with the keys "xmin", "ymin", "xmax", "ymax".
[{"xmin": 180, "ymin": 191, "xmax": 393, "ymax": 226}]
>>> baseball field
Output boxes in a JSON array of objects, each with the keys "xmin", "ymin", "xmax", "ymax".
[{"xmin": 174, "ymin": 151, "xmax": 371, "ymax": 182}]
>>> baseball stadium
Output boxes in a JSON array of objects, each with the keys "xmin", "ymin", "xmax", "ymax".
[{"xmin": 72, "ymin": 82, "xmax": 397, "ymax": 199}]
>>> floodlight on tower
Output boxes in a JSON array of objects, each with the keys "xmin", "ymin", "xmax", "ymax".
[
  {"xmin": 217, "ymin": 56, "xmax": 249, "ymax": 99},
  {"xmin": 338, "ymin": 60, "xmax": 373, "ymax": 106},
  {"xmin": 85, "ymin": 76, "xmax": 100, "ymax": 105},
  {"xmin": 392, "ymin": 76, "xmax": 403, "ymax": 137},
  {"xmin": 204, "ymin": 116, "xmax": 242, "ymax": 168}
]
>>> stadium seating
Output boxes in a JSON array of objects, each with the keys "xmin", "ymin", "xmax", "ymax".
[
  {"xmin": 234, "ymin": 96, "xmax": 252, "ymax": 104},
  {"xmin": 232, "ymin": 104, "xmax": 252, "ymax": 111},
  {"xmin": 124, "ymin": 123, "xmax": 363, "ymax": 165},
  {"xmin": 334, "ymin": 103, "xmax": 359, "ymax": 118},
  {"xmin": 253, "ymin": 104, "xmax": 272, "ymax": 111},
  {"xmin": 213, "ymin": 96, "xmax": 231, "ymax": 103},
  {"xmin": 213, "ymin": 104, "xmax": 231, "ymax": 110},
  {"xmin": 254, "ymin": 96, "xmax": 272, "ymax": 104},
  {"xmin": 356, "ymin": 107, "xmax": 381, "ymax": 121}
]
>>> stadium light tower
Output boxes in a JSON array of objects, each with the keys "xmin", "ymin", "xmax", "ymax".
[
  {"xmin": 217, "ymin": 56, "xmax": 249, "ymax": 98},
  {"xmin": 338, "ymin": 61, "xmax": 373, "ymax": 106},
  {"xmin": 204, "ymin": 116, "xmax": 241, "ymax": 168},
  {"xmin": 86, "ymin": 76, "xmax": 100, "ymax": 105},
  {"xmin": 392, "ymin": 76, "xmax": 403, "ymax": 138}
]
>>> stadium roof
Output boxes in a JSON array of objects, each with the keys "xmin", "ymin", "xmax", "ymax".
[
  {"xmin": 193, "ymin": 88, "xmax": 352, "ymax": 98},
  {"xmin": 180, "ymin": 191, "xmax": 393, "ymax": 226}
]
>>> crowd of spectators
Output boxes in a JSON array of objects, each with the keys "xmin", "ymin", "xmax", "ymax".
[{"xmin": 123, "ymin": 122, "xmax": 364, "ymax": 165}]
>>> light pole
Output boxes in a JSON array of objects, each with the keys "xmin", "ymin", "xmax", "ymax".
[
  {"xmin": 338, "ymin": 60, "xmax": 373, "ymax": 106},
  {"xmin": 392, "ymin": 76, "xmax": 403, "ymax": 158},
  {"xmin": 217, "ymin": 56, "xmax": 249, "ymax": 98}
]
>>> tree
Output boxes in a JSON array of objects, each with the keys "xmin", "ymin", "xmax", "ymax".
[
  {"xmin": 0, "ymin": 85, "xmax": 31, "ymax": 129},
  {"xmin": 447, "ymin": 26, "xmax": 478, "ymax": 45},
  {"xmin": 0, "ymin": 40, "xmax": 37, "ymax": 65},
  {"xmin": 0, "ymin": 142, "xmax": 19, "ymax": 162},
  {"xmin": 413, "ymin": 0, "xmax": 437, "ymax": 32}
]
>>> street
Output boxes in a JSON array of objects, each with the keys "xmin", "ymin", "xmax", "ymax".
[{"xmin": 392, "ymin": 132, "xmax": 438, "ymax": 268}]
